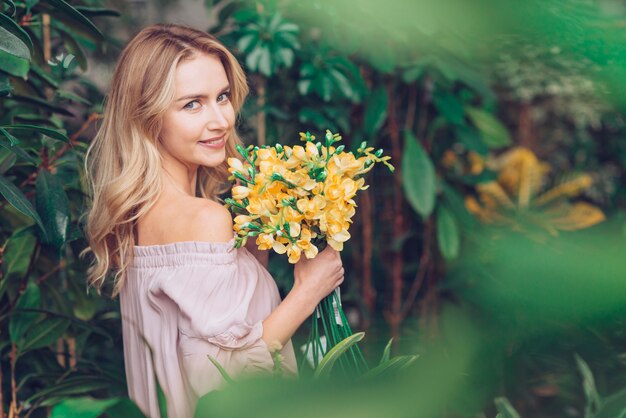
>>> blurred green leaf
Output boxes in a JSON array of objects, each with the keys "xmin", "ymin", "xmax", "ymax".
[
  {"xmin": 436, "ymin": 205, "xmax": 460, "ymax": 260},
  {"xmin": 364, "ymin": 355, "xmax": 418, "ymax": 379},
  {"xmin": 363, "ymin": 86, "xmax": 388, "ymax": 137},
  {"xmin": 51, "ymin": 397, "xmax": 125, "ymax": 418},
  {"xmin": 314, "ymin": 332, "xmax": 365, "ymax": 378},
  {"xmin": 465, "ymin": 107, "xmax": 511, "ymax": 149},
  {"xmin": 576, "ymin": 354, "xmax": 602, "ymax": 418},
  {"xmin": 494, "ymin": 397, "xmax": 521, "ymax": 418},
  {"xmin": 380, "ymin": 338, "xmax": 393, "ymax": 364},
  {"xmin": 433, "ymin": 89, "xmax": 465, "ymax": 125},
  {"xmin": 207, "ymin": 355, "xmax": 235, "ymax": 384},
  {"xmin": 402, "ymin": 131, "xmax": 436, "ymax": 218},
  {"xmin": 36, "ymin": 169, "xmax": 70, "ymax": 249},
  {"xmin": 454, "ymin": 125, "xmax": 488, "ymax": 156},
  {"xmin": 9, "ymin": 281, "xmax": 41, "ymax": 344},
  {"xmin": 0, "ymin": 174, "xmax": 46, "ymax": 232}
]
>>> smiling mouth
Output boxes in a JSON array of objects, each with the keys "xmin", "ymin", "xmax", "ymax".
[{"xmin": 198, "ymin": 136, "xmax": 226, "ymax": 148}]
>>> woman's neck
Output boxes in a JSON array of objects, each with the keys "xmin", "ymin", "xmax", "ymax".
[{"xmin": 161, "ymin": 162, "xmax": 197, "ymax": 197}]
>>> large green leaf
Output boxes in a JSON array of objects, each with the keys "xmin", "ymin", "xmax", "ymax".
[
  {"xmin": 9, "ymin": 280, "xmax": 41, "ymax": 344},
  {"xmin": 36, "ymin": 169, "xmax": 70, "ymax": 249},
  {"xmin": 1, "ymin": 228, "xmax": 36, "ymax": 279},
  {"xmin": 436, "ymin": 205, "xmax": 460, "ymax": 260},
  {"xmin": 401, "ymin": 131, "xmax": 436, "ymax": 218},
  {"xmin": 465, "ymin": 107, "xmax": 511, "ymax": 149},
  {"xmin": 18, "ymin": 317, "xmax": 70, "ymax": 354},
  {"xmin": 0, "ymin": 12, "xmax": 33, "ymax": 53},
  {"xmin": 0, "ymin": 174, "xmax": 46, "ymax": 232},
  {"xmin": 313, "ymin": 332, "xmax": 365, "ymax": 378},
  {"xmin": 2, "ymin": 124, "xmax": 70, "ymax": 143},
  {"xmin": 363, "ymin": 86, "xmax": 388, "ymax": 137},
  {"xmin": 0, "ymin": 35, "xmax": 29, "ymax": 77}
]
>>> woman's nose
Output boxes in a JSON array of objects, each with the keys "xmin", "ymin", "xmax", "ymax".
[{"xmin": 205, "ymin": 104, "xmax": 229, "ymax": 131}]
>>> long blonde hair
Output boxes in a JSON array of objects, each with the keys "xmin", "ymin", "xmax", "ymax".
[{"xmin": 82, "ymin": 24, "xmax": 249, "ymax": 297}]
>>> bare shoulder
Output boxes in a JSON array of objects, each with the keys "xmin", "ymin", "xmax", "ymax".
[
  {"xmin": 184, "ymin": 197, "xmax": 234, "ymax": 243},
  {"xmin": 137, "ymin": 196, "xmax": 234, "ymax": 245}
]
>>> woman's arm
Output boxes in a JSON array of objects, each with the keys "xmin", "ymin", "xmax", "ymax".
[{"xmin": 261, "ymin": 246, "xmax": 344, "ymax": 347}]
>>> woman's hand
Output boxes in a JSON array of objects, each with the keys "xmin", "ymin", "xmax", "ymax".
[
  {"xmin": 293, "ymin": 246, "xmax": 344, "ymax": 306},
  {"xmin": 261, "ymin": 246, "xmax": 344, "ymax": 347}
]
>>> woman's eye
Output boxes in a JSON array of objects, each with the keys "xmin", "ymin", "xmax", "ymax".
[
  {"xmin": 184, "ymin": 100, "xmax": 200, "ymax": 110},
  {"xmin": 218, "ymin": 92, "xmax": 231, "ymax": 103}
]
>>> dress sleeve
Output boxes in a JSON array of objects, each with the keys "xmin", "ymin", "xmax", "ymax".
[{"xmin": 145, "ymin": 249, "xmax": 288, "ymax": 397}]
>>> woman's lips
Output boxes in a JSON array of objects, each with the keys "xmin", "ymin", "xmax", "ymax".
[{"xmin": 198, "ymin": 136, "xmax": 225, "ymax": 149}]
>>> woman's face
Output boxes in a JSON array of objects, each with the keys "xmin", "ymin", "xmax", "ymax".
[{"xmin": 159, "ymin": 52, "xmax": 235, "ymax": 171}]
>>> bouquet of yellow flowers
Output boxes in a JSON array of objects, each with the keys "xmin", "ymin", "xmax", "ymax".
[{"xmin": 225, "ymin": 130, "xmax": 393, "ymax": 372}]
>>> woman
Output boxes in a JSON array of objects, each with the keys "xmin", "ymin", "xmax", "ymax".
[{"xmin": 83, "ymin": 23, "xmax": 344, "ymax": 418}]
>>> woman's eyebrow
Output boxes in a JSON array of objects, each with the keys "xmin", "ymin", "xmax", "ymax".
[{"xmin": 176, "ymin": 85, "xmax": 231, "ymax": 102}]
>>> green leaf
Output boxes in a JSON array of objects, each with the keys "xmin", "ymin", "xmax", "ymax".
[
  {"xmin": 102, "ymin": 398, "xmax": 147, "ymax": 418},
  {"xmin": 436, "ymin": 205, "xmax": 460, "ymax": 260},
  {"xmin": 156, "ymin": 377, "xmax": 169, "ymax": 418},
  {"xmin": 576, "ymin": 354, "xmax": 602, "ymax": 418},
  {"xmin": 454, "ymin": 125, "xmax": 488, "ymax": 156},
  {"xmin": 363, "ymin": 355, "xmax": 418, "ymax": 378},
  {"xmin": 73, "ymin": 6, "xmax": 122, "ymax": 18},
  {"xmin": 380, "ymin": 338, "xmax": 393, "ymax": 364},
  {"xmin": 0, "ymin": 24, "xmax": 30, "ymax": 60},
  {"xmin": 0, "ymin": 149, "xmax": 16, "ymax": 174},
  {"xmin": 598, "ymin": 388, "xmax": 626, "ymax": 418},
  {"xmin": 433, "ymin": 89, "xmax": 465, "ymax": 125},
  {"xmin": 0, "ymin": 140, "xmax": 37, "ymax": 164},
  {"xmin": 2, "ymin": 228, "xmax": 36, "ymax": 279},
  {"xmin": 27, "ymin": 378, "xmax": 115, "ymax": 405},
  {"xmin": 2, "ymin": 124, "xmax": 70, "ymax": 143},
  {"xmin": 0, "ymin": 12, "xmax": 34, "ymax": 53},
  {"xmin": 51, "ymin": 397, "xmax": 124, "ymax": 418},
  {"xmin": 55, "ymin": 89, "xmax": 92, "ymax": 105},
  {"xmin": 30, "ymin": 63, "xmax": 60, "ymax": 88},
  {"xmin": 36, "ymin": 169, "xmax": 70, "ymax": 249},
  {"xmin": 465, "ymin": 107, "xmax": 511, "ymax": 149},
  {"xmin": 9, "ymin": 281, "xmax": 41, "ymax": 343},
  {"xmin": 258, "ymin": 46, "xmax": 271, "ymax": 76},
  {"xmin": 0, "ymin": 174, "xmax": 46, "ymax": 231},
  {"xmin": 0, "ymin": 72, "xmax": 12, "ymax": 96},
  {"xmin": 494, "ymin": 397, "xmax": 522, "ymax": 418},
  {"xmin": 314, "ymin": 332, "xmax": 365, "ymax": 378},
  {"xmin": 207, "ymin": 355, "xmax": 235, "ymax": 384},
  {"xmin": 402, "ymin": 131, "xmax": 436, "ymax": 218},
  {"xmin": 363, "ymin": 86, "xmax": 388, "ymax": 136},
  {"xmin": 0, "ymin": 126, "xmax": 19, "ymax": 145},
  {"xmin": 0, "ymin": 43, "xmax": 29, "ymax": 77},
  {"xmin": 18, "ymin": 317, "xmax": 70, "ymax": 354},
  {"xmin": 44, "ymin": 0, "xmax": 104, "ymax": 40}
]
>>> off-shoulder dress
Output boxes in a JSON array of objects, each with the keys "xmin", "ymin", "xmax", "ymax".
[{"xmin": 119, "ymin": 238, "xmax": 297, "ymax": 418}]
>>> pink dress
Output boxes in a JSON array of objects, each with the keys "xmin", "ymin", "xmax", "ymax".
[{"xmin": 120, "ymin": 238, "xmax": 298, "ymax": 418}]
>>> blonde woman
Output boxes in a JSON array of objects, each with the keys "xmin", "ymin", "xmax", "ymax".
[{"xmin": 83, "ymin": 24, "xmax": 344, "ymax": 418}]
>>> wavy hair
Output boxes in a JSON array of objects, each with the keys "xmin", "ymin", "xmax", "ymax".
[{"xmin": 82, "ymin": 24, "xmax": 249, "ymax": 297}]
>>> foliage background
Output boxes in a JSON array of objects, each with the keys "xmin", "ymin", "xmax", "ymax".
[{"xmin": 1, "ymin": 0, "xmax": 626, "ymax": 417}]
